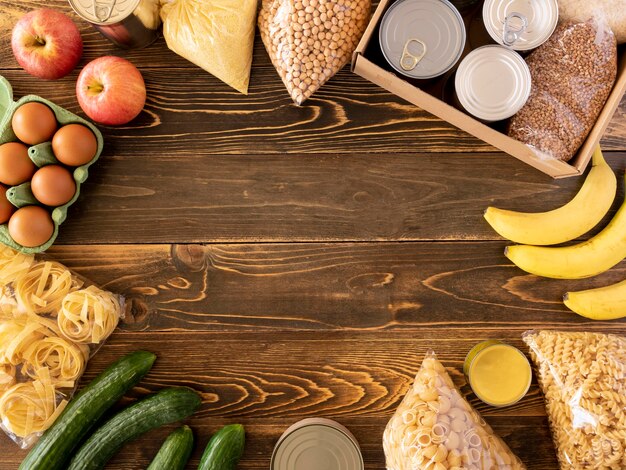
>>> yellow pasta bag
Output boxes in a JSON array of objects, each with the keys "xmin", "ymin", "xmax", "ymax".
[
  {"xmin": 383, "ymin": 351, "xmax": 526, "ymax": 470},
  {"xmin": 0, "ymin": 247, "xmax": 123, "ymax": 448},
  {"xmin": 524, "ymin": 331, "xmax": 626, "ymax": 470},
  {"xmin": 160, "ymin": 0, "xmax": 258, "ymax": 94}
]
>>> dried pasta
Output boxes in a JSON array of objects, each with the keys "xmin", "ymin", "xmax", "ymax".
[
  {"xmin": 22, "ymin": 337, "xmax": 89, "ymax": 388},
  {"xmin": 58, "ymin": 286, "xmax": 121, "ymax": 344},
  {"xmin": 524, "ymin": 331, "xmax": 626, "ymax": 470},
  {"xmin": 15, "ymin": 261, "xmax": 77, "ymax": 316},
  {"xmin": 0, "ymin": 246, "xmax": 34, "ymax": 285},
  {"xmin": 383, "ymin": 351, "xmax": 526, "ymax": 470},
  {"xmin": 0, "ymin": 367, "xmax": 67, "ymax": 440},
  {"xmin": 0, "ymin": 246, "xmax": 123, "ymax": 448}
]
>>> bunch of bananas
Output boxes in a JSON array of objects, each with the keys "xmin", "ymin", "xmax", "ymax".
[{"xmin": 485, "ymin": 147, "xmax": 626, "ymax": 320}]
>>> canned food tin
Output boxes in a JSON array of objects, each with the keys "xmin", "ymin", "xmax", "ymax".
[
  {"xmin": 455, "ymin": 45, "xmax": 531, "ymax": 122},
  {"xmin": 464, "ymin": 340, "xmax": 532, "ymax": 407},
  {"xmin": 379, "ymin": 0, "xmax": 466, "ymax": 80},
  {"xmin": 271, "ymin": 418, "xmax": 364, "ymax": 470},
  {"xmin": 483, "ymin": 0, "xmax": 558, "ymax": 51},
  {"xmin": 69, "ymin": 0, "xmax": 161, "ymax": 49}
]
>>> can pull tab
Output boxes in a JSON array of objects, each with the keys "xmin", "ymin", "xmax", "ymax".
[
  {"xmin": 400, "ymin": 39, "xmax": 427, "ymax": 71},
  {"xmin": 503, "ymin": 12, "xmax": 528, "ymax": 46},
  {"xmin": 93, "ymin": 0, "xmax": 116, "ymax": 22}
]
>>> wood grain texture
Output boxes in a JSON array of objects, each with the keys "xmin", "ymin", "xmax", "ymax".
[
  {"xmin": 46, "ymin": 151, "xmax": 626, "ymax": 243},
  {"xmin": 0, "ymin": 2, "xmax": 625, "ymax": 155}
]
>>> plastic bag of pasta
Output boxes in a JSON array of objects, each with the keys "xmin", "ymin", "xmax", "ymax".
[
  {"xmin": 259, "ymin": 0, "xmax": 371, "ymax": 105},
  {"xmin": 0, "ymin": 246, "xmax": 124, "ymax": 448},
  {"xmin": 523, "ymin": 331, "xmax": 626, "ymax": 470},
  {"xmin": 160, "ymin": 0, "xmax": 258, "ymax": 94},
  {"xmin": 383, "ymin": 351, "xmax": 526, "ymax": 470}
]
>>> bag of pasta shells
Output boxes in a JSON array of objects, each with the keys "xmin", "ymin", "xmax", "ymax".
[
  {"xmin": 523, "ymin": 331, "xmax": 626, "ymax": 470},
  {"xmin": 383, "ymin": 351, "xmax": 526, "ymax": 470},
  {"xmin": 259, "ymin": 0, "xmax": 371, "ymax": 105},
  {"xmin": 160, "ymin": 0, "xmax": 258, "ymax": 94},
  {"xmin": 0, "ymin": 246, "xmax": 124, "ymax": 448}
]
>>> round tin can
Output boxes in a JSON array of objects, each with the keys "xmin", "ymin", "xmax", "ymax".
[
  {"xmin": 68, "ymin": 0, "xmax": 161, "ymax": 49},
  {"xmin": 454, "ymin": 45, "xmax": 531, "ymax": 122},
  {"xmin": 483, "ymin": 0, "xmax": 558, "ymax": 51},
  {"xmin": 271, "ymin": 418, "xmax": 364, "ymax": 470},
  {"xmin": 463, "ymin": 340, "xmax": 532, "ymax": 407},
  {"xmin": 379, "ymin": 0, "xmax": 466, "ymax": 80}
]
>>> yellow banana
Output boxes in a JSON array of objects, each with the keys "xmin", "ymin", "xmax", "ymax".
[
  {"xmin": 564, "ymin": 279, "xmax": 626, "ymax": 320},
  {"xmin": 505, "ymin": 172, "xmax": 626, "ymax": 279},
  {"xmin": 484, "ymin": 147, "xmax": 616, "ymax": 245}
]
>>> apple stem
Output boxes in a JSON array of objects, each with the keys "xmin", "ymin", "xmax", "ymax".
[
  {"xmin": 88, "ymin": 84, "xmax": 104, "ymax": 93},
  {"xmin": 34, "ymin": 35, "xmax": 46, "ymax": 46}
]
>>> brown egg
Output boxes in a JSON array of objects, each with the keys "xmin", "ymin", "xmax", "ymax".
[
  {"xmin": 11, "ymin": 102, "xmax": 57, "ymax": 145},
  {"xmin": 0, "ymin": 142, "xmax": 36, "ymax": 185},
  {"xmin": 31, "ymin": 165, "xmax": 76, "ymax": 207},
  {"xmin": 52, "ymin": 124, "xmax": 98, "ymax": 166},
  {"xmin": 8, "ymin": 206, "xmax": 54, "ymax": 247},
  {"xmin": 0, "ymin": 185, "xmax": 15, "ymax": 224}
]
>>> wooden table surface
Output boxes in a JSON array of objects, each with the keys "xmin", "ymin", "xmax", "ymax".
[{"xmin": 2, "ymin": 2, "xmax": 626, "ymax": 469}]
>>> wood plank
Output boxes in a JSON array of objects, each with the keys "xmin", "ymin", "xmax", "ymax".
[
  {"xmin": 37, "ymin": 151, "xmax": 626, "ymax": 244},
  {"xmin": 0, "ymin": 3, "xmax": 625, "ymax": 154},
  {"xmin": 1, "ymin": 331, "xmax": 560, "ymax": 469},
  {"xmin": 43, "ymin": 243, "xmax": 626, "ymax": 334}
]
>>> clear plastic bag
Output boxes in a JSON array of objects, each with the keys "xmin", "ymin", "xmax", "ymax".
[
  {"xmin": 383, "ymin": 351, "xmax": 526, "ymax": 470},
  {"xmin": 258, "ymin": 0, "xmax": 371, "ymax": 105},
  {"xmin": 160, "ymin": 0, "xmax": 258, "ymax": 94},
  {"xmin": 507, "ymin": 18, "xmax": 617, "ymax": 162},
  {"xmin": 0, "ymin": 246, "xmax": 124, "ymax": 448},
  {"xmin": 523, "ymin": 331, "xmax": 626, "ymax": 470},
  {"xmin": 558, "ymin": 0, "xmax": 626, "ymax": 44}
]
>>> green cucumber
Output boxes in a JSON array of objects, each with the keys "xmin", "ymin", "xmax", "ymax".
[
  {"xmin": 147, "ymin": 425, "xmax": 194, "ymax": 470},
  {"xmin": 68, "ymin": 387, "xmax": 201, "ymax": 470},
  {"xmin": 198, "ymin": 424, "xmax": 245, "ymax": 470},
  {"xmin": 19, "ymin": 350, "xmax": 156, "ymax": 470}
]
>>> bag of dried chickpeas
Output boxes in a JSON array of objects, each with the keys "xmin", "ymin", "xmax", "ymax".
[
  {"xmin": 0, "ymin": 246, "xmax": 124, "ymax": 448},
  {"xmin": 383, "ymin": 351, "xmax": 526, "ymax": 470},
  {"xmin": 524, "ymin": 331, "xmax": 626, "ymax": 470},
  {"xmin": 259, "ymin": 0, "xmax": 371, "ymax": 105},
  {"xmin": 160, "ymin": 0, "xmax": 258, "ymax": 94}
]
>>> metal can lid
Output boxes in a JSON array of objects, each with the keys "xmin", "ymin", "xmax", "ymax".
[
  {"xmin": 271, "ymin": 418, "xmax": 364, "ymax": 470},
  {"xmin": 69, "ymin": 0, "xmax": 141, "ymax": 25},
  {"xmin": 455, "ymin": 45, "xmax": 531, "ymax": 122},
  {"xmin": 482, "ymin": 0, "xmax": 558, "ymax": 51},
  {"xmin": 379, "ymin": 0, "xmax": 466, "ymax": 80}
]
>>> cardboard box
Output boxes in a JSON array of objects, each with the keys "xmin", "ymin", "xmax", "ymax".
[{"xmin": 352, "ymin": 0, "xmax": 626, "ymax": 178}]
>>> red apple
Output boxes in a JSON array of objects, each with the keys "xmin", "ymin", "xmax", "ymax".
[
  {"xmin": 11, "ymin": 9, "xmax": 82, "ymax": 80},
  {"xmin": 76, "ymin": 56, "xmax": 146, "ymax": 126}
]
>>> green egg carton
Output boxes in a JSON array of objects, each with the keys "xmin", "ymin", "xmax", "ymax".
[{"xmin": 0, "ymin": 75, "xmax": 103, "ymax": 253}]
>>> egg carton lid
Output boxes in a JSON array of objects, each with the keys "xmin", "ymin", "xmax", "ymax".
[{"xmin": 0, "ymin": 76, "xmax": 13, "ymax": 130}]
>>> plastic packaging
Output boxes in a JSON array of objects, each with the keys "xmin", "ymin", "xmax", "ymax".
[
  {"xmin": 383, "ymin": 351, "xmax": 526, "ymax": 470},
  {"xmin": 0, "ymin": 246, "xmax": 124, "ymax": 448},
  {"xmin": 160, "ymin": 0, "xmax": 257, "ymax": 94},
  {"xmin": 523, "ymin": 330, "xmax": 626, "ymax": 470},
  {"xmin": 0, "ymin": 76, "xmax": 103, "ymax": 254},
  {"xmin": 558, "ymin": 0, "xmax": 626, "ymax": 44},
  {"xmin": 507, "ymin": 19, "xmax": 617, "ymax": 162},
  {"xmin": 259, "ymin": 0, "xmax": 371, "ymax": 105}
]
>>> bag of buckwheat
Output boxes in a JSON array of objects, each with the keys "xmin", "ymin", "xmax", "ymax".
[
  {"xmin": 507, "ymin": 18, "xmax": 617, "ymax": 162},
  {"xmin": 259, "ymin": 0, "xmax": 371, "ymax": 105},
  {"xmin": 383, "ymin": 351, "xmax": 526, "ymax": 470},
  {"xmin": 558, "ymin": 0, "xmax": 626, "ymax": 43}
]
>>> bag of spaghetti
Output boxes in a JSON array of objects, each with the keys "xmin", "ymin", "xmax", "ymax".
[
  {"xmin": 0, "ymin": 246, "xmax": 124, "ymax": 448},
  {"xmin": 160, "ymin": 0, "xmax": 258, "ymax": 94},
  {"xmin": 524, "ymin": 331, "xmax": 626, "ymax": 470},
  {"xmin": 383, "ymin": 351, "xmax": 526, "ymax": 470}
]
